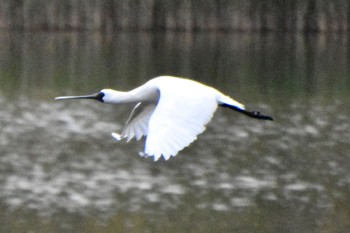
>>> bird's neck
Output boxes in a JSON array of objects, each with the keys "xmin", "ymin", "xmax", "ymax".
[
  {"xmin": 102, "ymin": 90, "xmax": 136, "ymax": 104},
  {"xmin": 103, "ymin": 86, "xmax": 158, "ymax": 104}
]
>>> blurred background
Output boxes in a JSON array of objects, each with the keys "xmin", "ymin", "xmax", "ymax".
[{"xmin": 0, "ymin": 1, "xmax": 350, "ymax": 232}]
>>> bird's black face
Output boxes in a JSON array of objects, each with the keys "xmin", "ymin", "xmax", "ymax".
[{"xmin": 95, "ymin": 92, "xmax": 105, "ymax": 102}]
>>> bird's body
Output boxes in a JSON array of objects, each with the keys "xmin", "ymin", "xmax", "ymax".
[{"xmin": 55, "ymin": 76, "xmax": 272, "ymax": 161}]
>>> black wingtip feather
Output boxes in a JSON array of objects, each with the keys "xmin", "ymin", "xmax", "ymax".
[{"xmin": 221, "ymin": 104, "xmax": 273, "ymax": 121}]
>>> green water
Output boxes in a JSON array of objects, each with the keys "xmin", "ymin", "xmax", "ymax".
[{"xmin": 0, "ymin": 32, "xmax": 349, "ymax": 232}]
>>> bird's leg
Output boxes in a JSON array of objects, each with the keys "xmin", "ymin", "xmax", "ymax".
[{"xmin": 220, "ymin": 104, "xmax": 273, "ymax": 121}]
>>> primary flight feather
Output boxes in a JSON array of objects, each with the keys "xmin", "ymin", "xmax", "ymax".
[{"xmin": 55, "ymin": 76, "xmax": 273, "ymax": 161}]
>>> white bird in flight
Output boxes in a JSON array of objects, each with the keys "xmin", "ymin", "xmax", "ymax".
[{"xmin": 55, "ymin": 76, "xmax": 273, "ymax": 161}]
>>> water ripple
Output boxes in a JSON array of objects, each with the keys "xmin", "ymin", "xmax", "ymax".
[{"xmin": 0, "ymin": 97, "xmax": 349, "ymax": 218}]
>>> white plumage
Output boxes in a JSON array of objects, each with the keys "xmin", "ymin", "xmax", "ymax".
[{"xmin": 55, "ymin": 76, "xmax": 272, "ymax": 161}]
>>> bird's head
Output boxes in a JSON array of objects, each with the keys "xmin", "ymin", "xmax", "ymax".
[
  {"xmin": 55, "ymin": 89, "xmax": 115, "ymax": 103},
  {"xmin": 56, "ymin": 89, "xmax": 132, "ymax": 104}
]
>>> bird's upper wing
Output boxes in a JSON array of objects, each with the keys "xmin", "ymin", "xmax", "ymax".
[
  {"xmin": 113, "ymin": 102, "xmax": 157, "ymax": 142},
  {"xmin": 145, "ymin": 79, "xmax": 218, "ymax": 161}
]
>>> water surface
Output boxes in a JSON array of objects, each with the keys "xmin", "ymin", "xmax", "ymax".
[{"xmin": 0, "ymin": 32, "xmax": 349, "ymax": 232}]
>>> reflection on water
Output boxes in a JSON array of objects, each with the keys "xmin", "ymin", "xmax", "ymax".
[{"xmin": 0, "ymin": 32, "xmax": 349, "ymax": 232}]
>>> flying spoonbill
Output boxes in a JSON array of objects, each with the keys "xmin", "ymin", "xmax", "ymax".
[{"xmin": 55, "ymin": 76, "xmax": 273, "ymax": 161}]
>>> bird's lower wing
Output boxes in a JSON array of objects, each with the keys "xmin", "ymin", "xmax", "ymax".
[
  {"xmin": 112, "ymin": 102, "xmax": 157, "ymax": 142},
  {"xmin": 145, "ymin": 83, "xmax": 218, "ymax": 161}
]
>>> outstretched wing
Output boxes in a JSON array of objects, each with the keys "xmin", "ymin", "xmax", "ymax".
[
  {"xmin": 145, "ymin": 78, "xmax": 219, "ymax": 161},
  {"xmin": 112, "ymin": 102, "xmax": 157, "ymax": 142}
]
